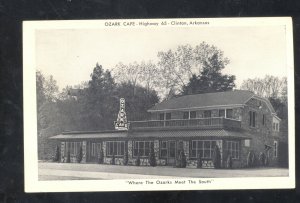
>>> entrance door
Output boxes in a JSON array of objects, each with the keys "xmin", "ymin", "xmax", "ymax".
[{"xmin": 167, "ymin": 141, "xmax": 176, "ymax": 165}]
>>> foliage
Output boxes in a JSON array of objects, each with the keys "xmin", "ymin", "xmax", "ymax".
[
  {"xmin": 123, "ymin": 149, "xmax": 128, "ymax": 166},
  {"xmin": 52, "ymin": 145, "xmax": 60, "ymax": 162},
  {"xmin": 76, "ymin": 145, "xmax": 83, "ymax": 163},
  {"xmin": 111, "ymin": 154, "xmax": 115, "ymax": 165},
  {"xmin": 176, "ymin": 150, "xmax": 187, "ymax": 168},
  {"xmin": 157, "ymin": 42, "xmax": 230, "ymax": 95},
  {"xmin": 98, "ymin": 147, "xmax": 104, "ymax": 164},
  {"xmin": 226, "ymin": 155, "xmax": 232, "ymax": 169},
  {"xmin": 246, "ymin": 151, "xmax": 256, "ymax": 168},
  {"xmin": 136, "ymin": 154, "xmax": 141, "ymax": 166},
  {"xmin": 240, "ymin": 75, "xmax": 287, "ymax": 100},
  {"xmin": 66, "ymin": 150, "xmax": 71, "ymax": 163},
  {"xmin": 148, "ymin": 142, "xmax": 156, "ymax": 167},
  {"xmin": 212, "ymin": 145, "xmax": 221, "ymax": 169},
  {"xmin": 113, "ymin": 61, "xmax": 163, "ymax": 97},
  {"xmin": 196, "ymin": 153, "xmax": 202, "ymax": 169},
  {"xmin": 259, "ymin": 152, "xmax": 266, "ymax": 167},
  {"xmin": 115, "ymin": 82, "xmax": 159, "ymax": 121}
]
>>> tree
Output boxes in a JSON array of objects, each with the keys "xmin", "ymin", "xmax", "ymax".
[
  {"xmin": 123, "ymin": 149, "xmax": 128, "ymax": 166},
  {"xmin": 176, "ymin": 150, "xmax": 187, "ymax": 168},
  {"xmin": 115, "ymin": 82, "xmax": 159, "ymax": 121},
  {"xmin": 66, "ymin": 150, "xmax": 71, "ymax": 163},
  {"xmin": 76, "ymin": 145, "xmax": 83, "ymax": 163},
  {"xmin": 83, "ymin": 63, "xmax": 117, "ymax": 130},
  {"xmin": 212, "ymin": 145, "xmax": 221, "ymax": 169},
  {"xmin": 240, "ymin": 75, "xmax": 287, "ymax": 99},
  {"xmin": 196, "ymin": 153, "xmax": 202, "ymax": 168},
  {"xmin": 98, "ymin": 147, "xmax": 104, "ymax": 164},
  {"xmin": 148, "ymin": 142, "xmax": 156, "ymax": 167},
  {"xmin": 157, "ymin": 42, "xmax": 230, "ymax": 95},
  {"xmin": 111, "ymin": 154, "xmax": 115, "ymax": 165},
  {"xmin": 113, "ymin": 61, "xmax": 163, "ymax": 97},
  {"xmin": 52, "ymin": 145, "xmax": 60, "ymax": 162},
  {"xmin": 136, "ymin": 154, "xmax": 141, "ymax": 166}
]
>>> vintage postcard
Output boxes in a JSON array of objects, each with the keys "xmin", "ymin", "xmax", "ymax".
[{"xmin": 23, "ymin": 17, "xmax": 295, "ymax": 192}]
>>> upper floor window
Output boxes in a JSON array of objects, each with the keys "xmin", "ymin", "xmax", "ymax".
[
  {"xmin": 219, "ymin": 109, "xmax": 225, "ymax": 117},
  {"xmin": 226, "ymin": 109, "xmax": 233, "ymax": 119},
  {"xmin": 159, "ymin": 113, "xmax": 164, "ymax": 120},
  {"xmin": 166, "ymin": 113, "xmax": 171, "ymax": 120},
  {"xmin": 204, "ymin": 110, "xmax": 211, "ymax": 118},
  {"xmin": 190, "ymin": 111, "xmax": 196, "ymax": 119},
  {"xmin": 262, "ymin": 114, "xmax": 266, "ymax": 126},
  {"xmin": 273, "ymin": 122, "xmax": 279, "ymax": 131},
  {"xmin": 249, "ymin": 111, "xmax": 256, "ymax": 127},
  {"xmin": 183, "ymin": 112, "xmax": 189, "ymax": 119},
  {"xmin": 183, "ymin": 111, "xmax": 197, "ymax": 119}
]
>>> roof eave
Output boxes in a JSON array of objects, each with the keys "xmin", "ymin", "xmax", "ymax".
[{"xmin": 148, "ymin": 104, "xmax": 245, "ymax": 112}]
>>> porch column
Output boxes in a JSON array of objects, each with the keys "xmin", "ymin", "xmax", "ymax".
[{"xmin": 60, "ymin": 141, "xmax": 65, "ymax": 162}]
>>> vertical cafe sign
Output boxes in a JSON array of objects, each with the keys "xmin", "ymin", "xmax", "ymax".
[{"xmin": 114, "ymin": 98, "xmax": 129, "ymax": 130}]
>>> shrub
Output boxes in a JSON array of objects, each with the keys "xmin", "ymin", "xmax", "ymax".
[
  {"xmin": 111, "ymin": 154, "xmax": 115, "ymax": 165},
  {"xmin": 247, "ymin": 151, "xmax": 255, "ymax": 168},
  {"xmin": 52, "ymin": 145, "xmax": 60, "ymax": 162},
  {"xmin": 136, "ymin": 154, "xmax": 141, "ymax": 166},
  {"xmin": 226, "ymin": 155, "xmax": 232, "ymax": 169},
  {"xmin": 176, "ymin": 150, "xmax": 187, "ymax": 168},
  {"xmin": 123, "ymin": 150, "xmax": 128, "ymax": 165},
  {"xmin": 66, "ymin": 150, "xmax": 71, "ymax": 163},
  {"xmin": 212, "ymin": 145, "xmax": 221, "ymax": 169},
  {"xmin": 97, "ymin": 147, "xmax": 104, "ymax": 164},
  {"xmin": 259, "ymin": 152, "xmax": 266, "ymax": 167},
  {"xmin": 148, "ymin": 142, "xmax": 156, "ymax": 167},
  {"xmin": 196, "ymin": 154, "xmax": 202, "ymax": 169},
  {"xmin": 76, "ymin": 145, "xmax": 83, "ymax": 163}
]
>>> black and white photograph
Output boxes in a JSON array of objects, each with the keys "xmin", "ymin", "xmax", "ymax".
[{"xmin": 23, "ymin": 17, "xmax": 294, "ymax": 192}]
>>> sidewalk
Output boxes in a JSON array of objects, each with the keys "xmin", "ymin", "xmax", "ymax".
[{"xmin": 38, "ymin": 162, "xmax": 289, "ymax": 180}]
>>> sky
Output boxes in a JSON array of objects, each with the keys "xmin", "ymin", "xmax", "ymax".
[{"xmin": 36, "ymin": 25, "xmax": 288, "ymax": 91}]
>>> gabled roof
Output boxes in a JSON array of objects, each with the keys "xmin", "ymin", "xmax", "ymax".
[{"xmin": 148, "ymin": 90, "xmax": 255, "ymax": 112}]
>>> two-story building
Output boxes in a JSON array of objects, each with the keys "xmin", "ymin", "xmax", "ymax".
[{"xmin": 50, "ymin": 90, "xmax": 287, "ymax": 168}]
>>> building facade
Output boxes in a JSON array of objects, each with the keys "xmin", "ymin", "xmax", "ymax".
[{"xmin": 50, "ymin": 90, "xmax": 287, "ymax": 168}]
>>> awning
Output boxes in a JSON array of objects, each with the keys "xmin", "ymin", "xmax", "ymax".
[
  {"xmin": 129, "ymin": 129, "xmax": 252, "ymax": 139},
  {"xmin": 50, "ymin": 131, "xmax": 128, "ymax": 140},
  {"xmin": 50, "ymin": 129, "xmax": 251, "ymax": 140}
]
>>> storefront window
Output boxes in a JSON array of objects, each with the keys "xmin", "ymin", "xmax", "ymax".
[
  {"xmin": 106, "ymin": 141, "xmax": 125, "ymax": 156},
  {"xmin": 190, "ymin": 140, "xmax": 216, "ymax": 158},
  {"xmin": 133, "ymin": 141, "xmax": 153, "ymax": 157},
  {"xmin": 226, "ymin": 141, "xmax": 239, "ymax": 159}
]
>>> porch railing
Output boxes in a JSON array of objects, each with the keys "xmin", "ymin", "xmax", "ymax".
[{"xmin": 130, "ymin": 117, "xmax": 241, "ymax": 130}]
